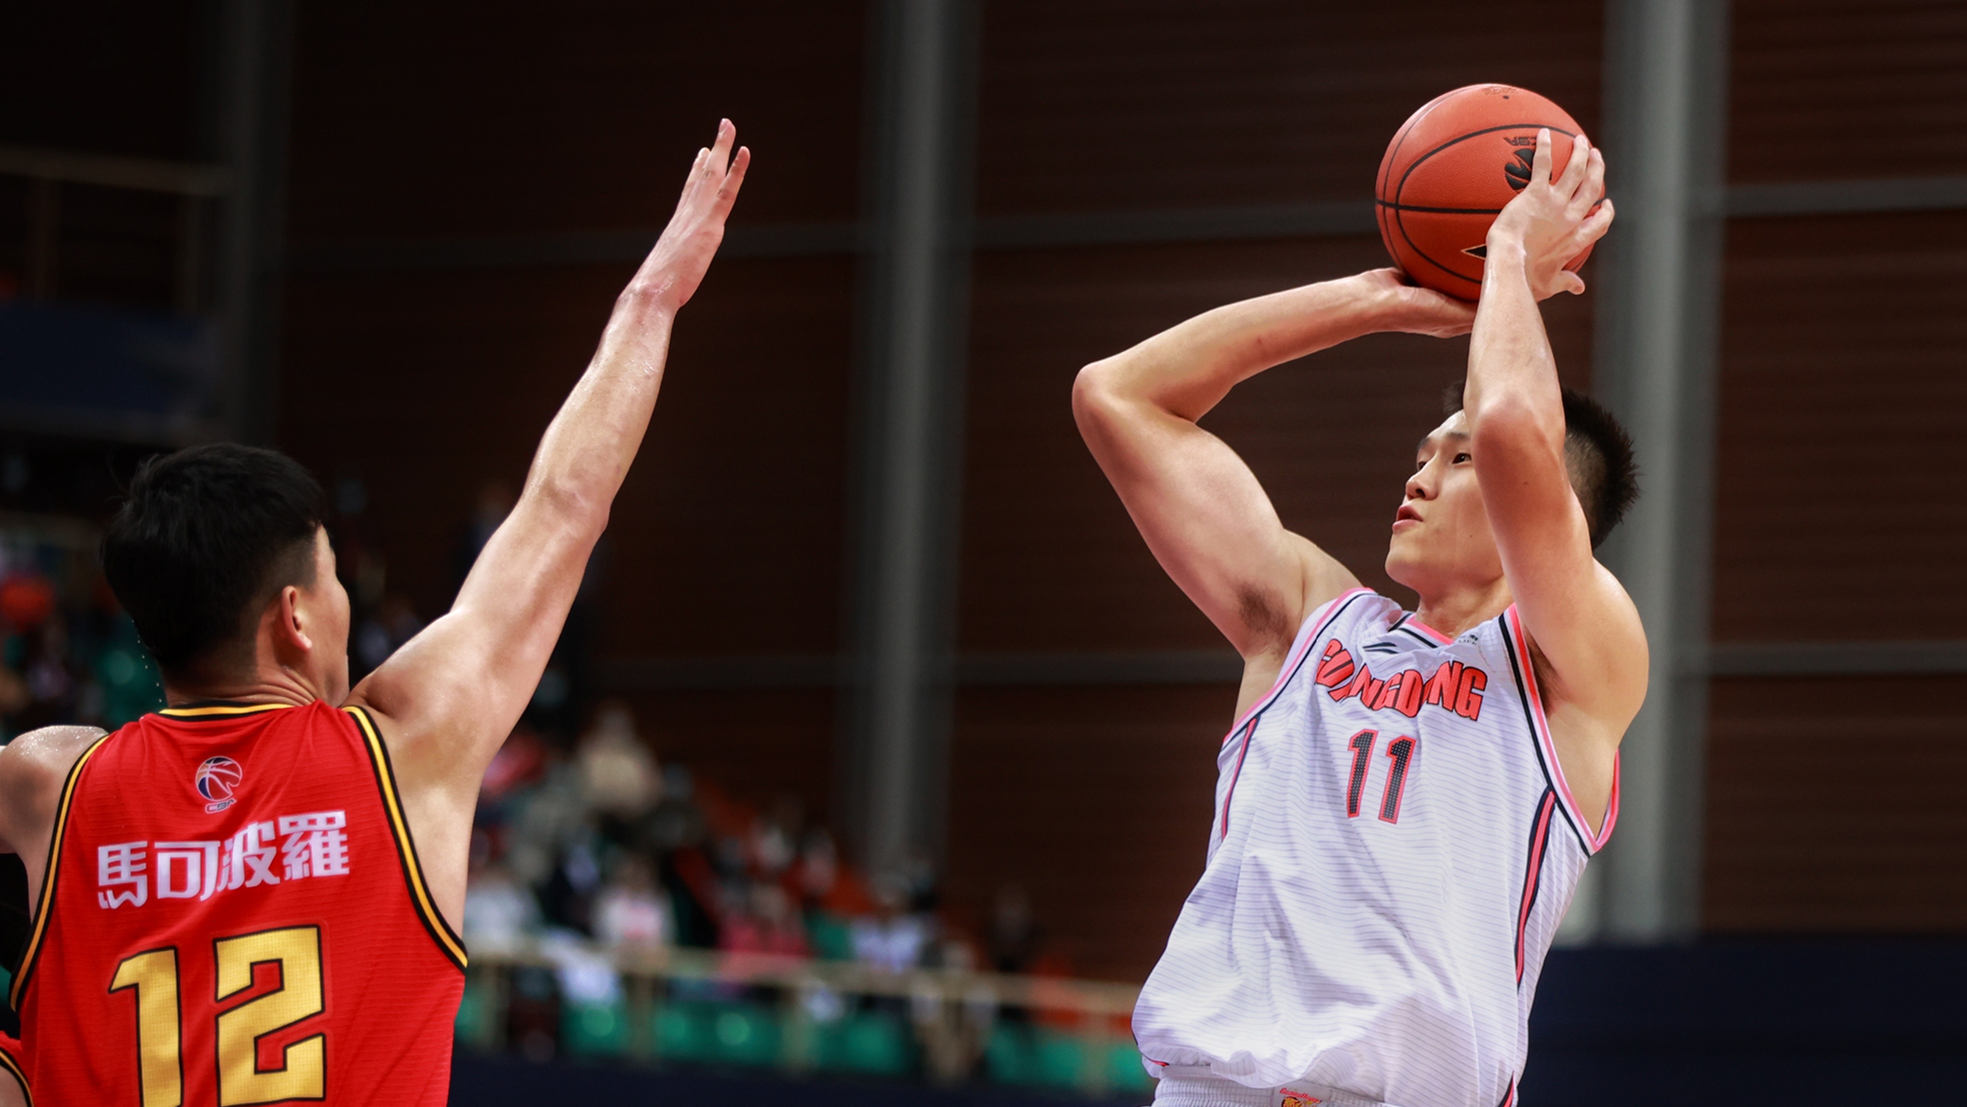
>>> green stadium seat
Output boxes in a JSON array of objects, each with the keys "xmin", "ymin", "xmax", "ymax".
[
  {"xmin": 454, "ymin": 976, "xmax": 494, "ymax": 1047},
  {"xmin": 651, "ymin": 1001, "xmax": 716, "ymax": 1063},
  {"xmin": 814, "ymin": 1010, "xmax": 911, "ymax": 1075},
  {"xmin": 562, "ymin": 996, "xmax": 631, "ymax": 1057},
  {"xmin": 707, "ymin": 1002, "xmax": 783, "ymax": 1067},
  {"xmin": 984, "ymin": 1023, "xmax": 1034, "ymax": 1084},
  {"xmin": 1106, "ymin": 1039, "xmax": 1154, "ymax": 1093},
  {"xmin": 806, "ymin": 913, "xmax": 855, "ymax": 961},
  {"xmin": 1030, "ymin": 1029, "xmax": 1089, "ymax": 1089}
]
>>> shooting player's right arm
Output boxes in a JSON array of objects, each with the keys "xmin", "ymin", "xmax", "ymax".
[{"xmin": 1071, "ymin": 270, "xmax": 1472, "ymax": 666}]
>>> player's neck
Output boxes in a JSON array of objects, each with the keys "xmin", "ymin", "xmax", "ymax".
[
  {"xmin": 161, "ymin": 652, "xmax": 328, "ymax": 709},
  {"xmin": 1412, "ymin": 577, "xmax": 1513, "ymax": 640}
]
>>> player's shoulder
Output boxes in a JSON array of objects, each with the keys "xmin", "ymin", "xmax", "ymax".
[
  {"xmin": 0, "ymin": 725, "xmax": 108, "ymax": 794},
  {"xmin": 0, "ymin": 725, "xmax": 107, "ymax": 850}
]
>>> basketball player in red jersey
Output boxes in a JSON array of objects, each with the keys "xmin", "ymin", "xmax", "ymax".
[
  {"xmin": 0, "ymin": 119, "xmax": 748, "ymax": 1106},
  {"xmin": 1075, "ymin": 132, "xmax": 1641, "ymax": 1103}
]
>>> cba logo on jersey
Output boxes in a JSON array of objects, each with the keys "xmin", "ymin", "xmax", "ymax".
[{"xmin": 195, "ymin": 756, "xmax": 244, "ymax": 813}]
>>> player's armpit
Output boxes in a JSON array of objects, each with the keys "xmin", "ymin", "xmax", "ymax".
[{"xmin": 1072, "ymin": 367, "xmax": 1358, "ymax": 660}]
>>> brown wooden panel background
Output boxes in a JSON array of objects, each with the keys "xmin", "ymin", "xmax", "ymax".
[
  {"xmin": 1711, "ymin": 211, "xmax": 1967, "ymax": 642},
  {"xmin": 1728, "ymin": 0, "xmax": 1967, "ymax": 184},
  {"xmin": 1703, "ymin": 674, "xmax": 1967, "ymax": 931},
  {"xmin": 287, "ymin": 0, "xmax": 869, "ymax": 242},
  {"xmin": 976, "ymin": 0, "xmax": 1604, "ymax": 216}
]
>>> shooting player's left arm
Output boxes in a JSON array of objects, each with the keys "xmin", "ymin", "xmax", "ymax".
[{"xmin": 1465, "ymin": 128, "xmax": 1646, "ymax": 734}]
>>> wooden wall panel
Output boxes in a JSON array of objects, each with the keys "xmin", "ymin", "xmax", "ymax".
[
  {"xmin": 278, "ymin": 254, "xmax": 856, "ymax": 659},
  {"xmin": 0, "ymin": 1, "xmax": 202, "ymax": 159},
  {"xmin": 1711, "ymin": 211, "xmax": 1967, "ymax": 642},
  {"xmin": 618, "ymin": 687, "xmax": 838, "ymax": 827},
  {"xmin": 287, "ymin": 0, "xmax": 869, "ymax": 242},
  {"xmin": 957, "ymin": 236, "xmax": 1597, "ymax": 654},
  {"xmin": 977, "ymin": 0, "xmax": 1603, "ymax": 216},
  {"xmin": 942, "ymin": 684, "xmax": 1236, "ymax": 982},
  {"xmin": 1703, "ymin": 674, "xmax": 1967, "ymax": 932},
  {"xmin": 1729, "ymin": 0, "xmax": 1967, "ymax": 184}
]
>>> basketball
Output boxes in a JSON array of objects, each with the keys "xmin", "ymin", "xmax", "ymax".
[{"xmin": 1375, "ymin": 84, "xmax": 1594, "ymax": 299}]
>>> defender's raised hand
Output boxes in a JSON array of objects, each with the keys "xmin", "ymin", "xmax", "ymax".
[
  {"xmin": 1486, "ymin": 127, "xmax": 1612, "ymax": 298},
  {"xmin": 627, "ymin": 118, "xmax": 751, "ymax": 313}
]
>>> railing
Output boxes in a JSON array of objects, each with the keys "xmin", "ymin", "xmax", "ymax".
[{"xmin": 457, "ymin": 945, "xmax": 1152, "ymax": 1097}]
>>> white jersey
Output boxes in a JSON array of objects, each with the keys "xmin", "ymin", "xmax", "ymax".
[{"xmin": 1133, "ymin": 589, "xmax": 1619, "ymax": 1107}]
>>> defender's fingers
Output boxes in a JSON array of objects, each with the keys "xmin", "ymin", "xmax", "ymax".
[
  {"xmin": 709, "ymin": 118, "xmax": 736, "ymax": 172},
  {"xmin": 714, "ymin": 146, "xmax": 751, "ymax": 213}
]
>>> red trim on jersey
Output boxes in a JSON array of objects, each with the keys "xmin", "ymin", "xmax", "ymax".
[
  {"xmin": 1503, "ymin": 606, "xmax": 1612, "ymax": 852},
  {"xmin": 1220, "ymin": 588, "xmax": 1371, "ymax": 748},
  {"xmin": 1497, "ymin": 1078, "xmax": 1516, "ymax": 1107},
  {"xmin": 1219, "ymin": 718, "xmax": 1257, "ymax": 837},
  {"xmin": 7, "ymin": 733, "xmax": 110, "ymax": 1012},
  {"xmin": 1515, "ymin": 791, "xmax": 1556, "ymax": 984}
]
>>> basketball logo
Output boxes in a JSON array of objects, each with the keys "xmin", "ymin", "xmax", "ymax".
[{"xmin": 195, "ymin": 755, "xmax": 243, "ymax": 813}]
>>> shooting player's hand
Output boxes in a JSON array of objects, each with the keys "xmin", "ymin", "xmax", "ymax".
[
  {"xmin": 624, "ymin": 118, "xmax": 751, "ymax": 314},
  {"xmin": 1486, "ymin": 128, "xmax": 1612, "ymax": 298}
]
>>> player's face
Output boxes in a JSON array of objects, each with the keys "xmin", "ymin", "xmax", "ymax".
[
  {"xmin": 1384, "ymin": 411, "xmax": 1504, "ymax": 592},
  {"xmin": 303, "ymin": 528, "xmax": 352, "ymax": 702}
]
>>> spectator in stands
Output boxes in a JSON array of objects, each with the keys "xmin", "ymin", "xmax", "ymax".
[
  {"xmin": 462, "ymin": 847, "xmax": 543, "ymax": 955},
  {"xmin": 852, "ymin": 874, "xmax": 931, "ymax": 975},
  {"xmin": 575, "ymin": 699, "xmax": 659, "ymax": 841},
  {"xmin": 593, "ymin": 853, "xmax": 671, "ymax": 954},
  {"xmin": 987, "ymin": 884, "xmax": 1041, "ymax": 976}
]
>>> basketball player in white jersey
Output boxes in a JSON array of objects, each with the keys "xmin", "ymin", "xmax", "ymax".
[{"xmin": 1073, "ymin": 131, "xmax": 1636, "ymax": 1107}]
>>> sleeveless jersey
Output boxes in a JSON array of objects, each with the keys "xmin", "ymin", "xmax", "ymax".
[
  {"xmin": 0, "ymin": 1031, "xmax": 25, "ymax": 1105},
  {"xmin": 11, "ymin": 701, "xmax": 467, "ymax": 1107},
  {"xmin": 1132, "ymin": 589, "xmax": 1619, "ymax": 1107}
]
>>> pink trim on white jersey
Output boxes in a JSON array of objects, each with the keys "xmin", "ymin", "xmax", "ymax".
[
  {"xmin": 1219, "ymin": 587, "xmax": 1371, "ymax": 748},
  {"xmin": 1502, "ymin": 605, "xmax": 1616, "ymax": 852}
]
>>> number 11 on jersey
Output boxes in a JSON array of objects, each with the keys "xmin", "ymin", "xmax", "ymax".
[{"xmin": 1344, "ymin": 729, "xmax": 1419, "ymax": 823}]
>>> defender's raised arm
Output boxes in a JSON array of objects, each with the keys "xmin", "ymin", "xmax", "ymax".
[{"xmin": 347, "ymin": 120, "xmax": 750, "ymax": 922}]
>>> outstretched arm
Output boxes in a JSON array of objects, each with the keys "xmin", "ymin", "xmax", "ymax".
[
  {"xmin": 1073, "ymin": 271, "xmax": 1473, "ymax": 672},
  {"xmin": 346, "ymin": 121, "xmax": 748, "ymax": 917},
  {"xmin": 1466, "ymin": 128, "xmax": 1646, "ymax": 728}
]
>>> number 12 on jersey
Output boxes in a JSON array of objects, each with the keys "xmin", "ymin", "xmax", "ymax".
[{"xmin": 1344, "ymin": 729, "xmax": 1418, "ymax": 823}]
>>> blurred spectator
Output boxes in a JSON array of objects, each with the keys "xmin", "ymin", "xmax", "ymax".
[
  {"xmin": 852, "ymin": 874, "xmax": 931, "ymax": 974},
  {"xmin": 353, "ymin": 592, "xmax": 423, "ymax": 677},
  {"xmin": 988, "ymin": 885, "xmax": 1041, "ymax": 976},
  {"xmin": 462, "ymin": 850, "xmax": 542, "ymax": 956},
  {"xmin": 721, "ymin": 883, "xmax": 810, "ymax": 960},
  {"xmin": 593, "ymin": 854, "xmax": 671, "ymax": 953},
  {"xmin": 575, "ymin": 700, "xmax": 659, "ymax": 837}
]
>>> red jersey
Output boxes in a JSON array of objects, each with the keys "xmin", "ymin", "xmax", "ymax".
[
  {"xmin": 11, "ymin": 701, "xmax": 466, "ymax": 1106},
  {"xmin": 0, "ymin": 1031, "xmax": 26, "ymax": 1105}
]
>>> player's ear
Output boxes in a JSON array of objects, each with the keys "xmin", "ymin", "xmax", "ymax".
[{"xmin": 278, "ymin": 585, "xmax": 314, "ymax": 654}]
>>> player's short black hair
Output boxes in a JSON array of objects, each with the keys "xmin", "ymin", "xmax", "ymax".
[
  {"xmin": 101, "ymin": 444, "xmax": 327, "ymax": 681},
  {"xmin": 1442, "ymin": 386, "xmax": 1639, "ymax": 548}
]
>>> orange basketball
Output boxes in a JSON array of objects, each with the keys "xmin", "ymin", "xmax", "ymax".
[{"xmin": 1375, "ymin": 84, "xmax": 1594, "ymax": 300}]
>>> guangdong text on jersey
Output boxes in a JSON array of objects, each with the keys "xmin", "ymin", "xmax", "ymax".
[{"xmin": 1314, "ymin": 640, "xmax": 1488, "ymax": 721}]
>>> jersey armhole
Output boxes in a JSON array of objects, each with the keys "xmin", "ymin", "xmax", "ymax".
[
  {"xmin": 0, "ymin": 1036, "xmax": 28, "ymax": 1107},
  {"xmin": 6, "ymin": 734, "xmax": 110, "ymax": 1013},
  {"xmin": 342, "ymin": 706, "xmax": 469, "ymax": 971},
  {"xmin": 1496, "ymin": 608, "xmax": 1613, "ymax": 854}
]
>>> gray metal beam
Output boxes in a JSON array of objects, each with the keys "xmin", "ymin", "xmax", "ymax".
[
  {"xmin": 838, "ymin": 0, "xmax": 977, "ymax": 875},
  {"xmin": 1589, "ymin": 0, "xmax": 1734, "ymax": 942},
  {"xmin": 212, "ymin": 0, "xmax": 296, "ymax": 444}
]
